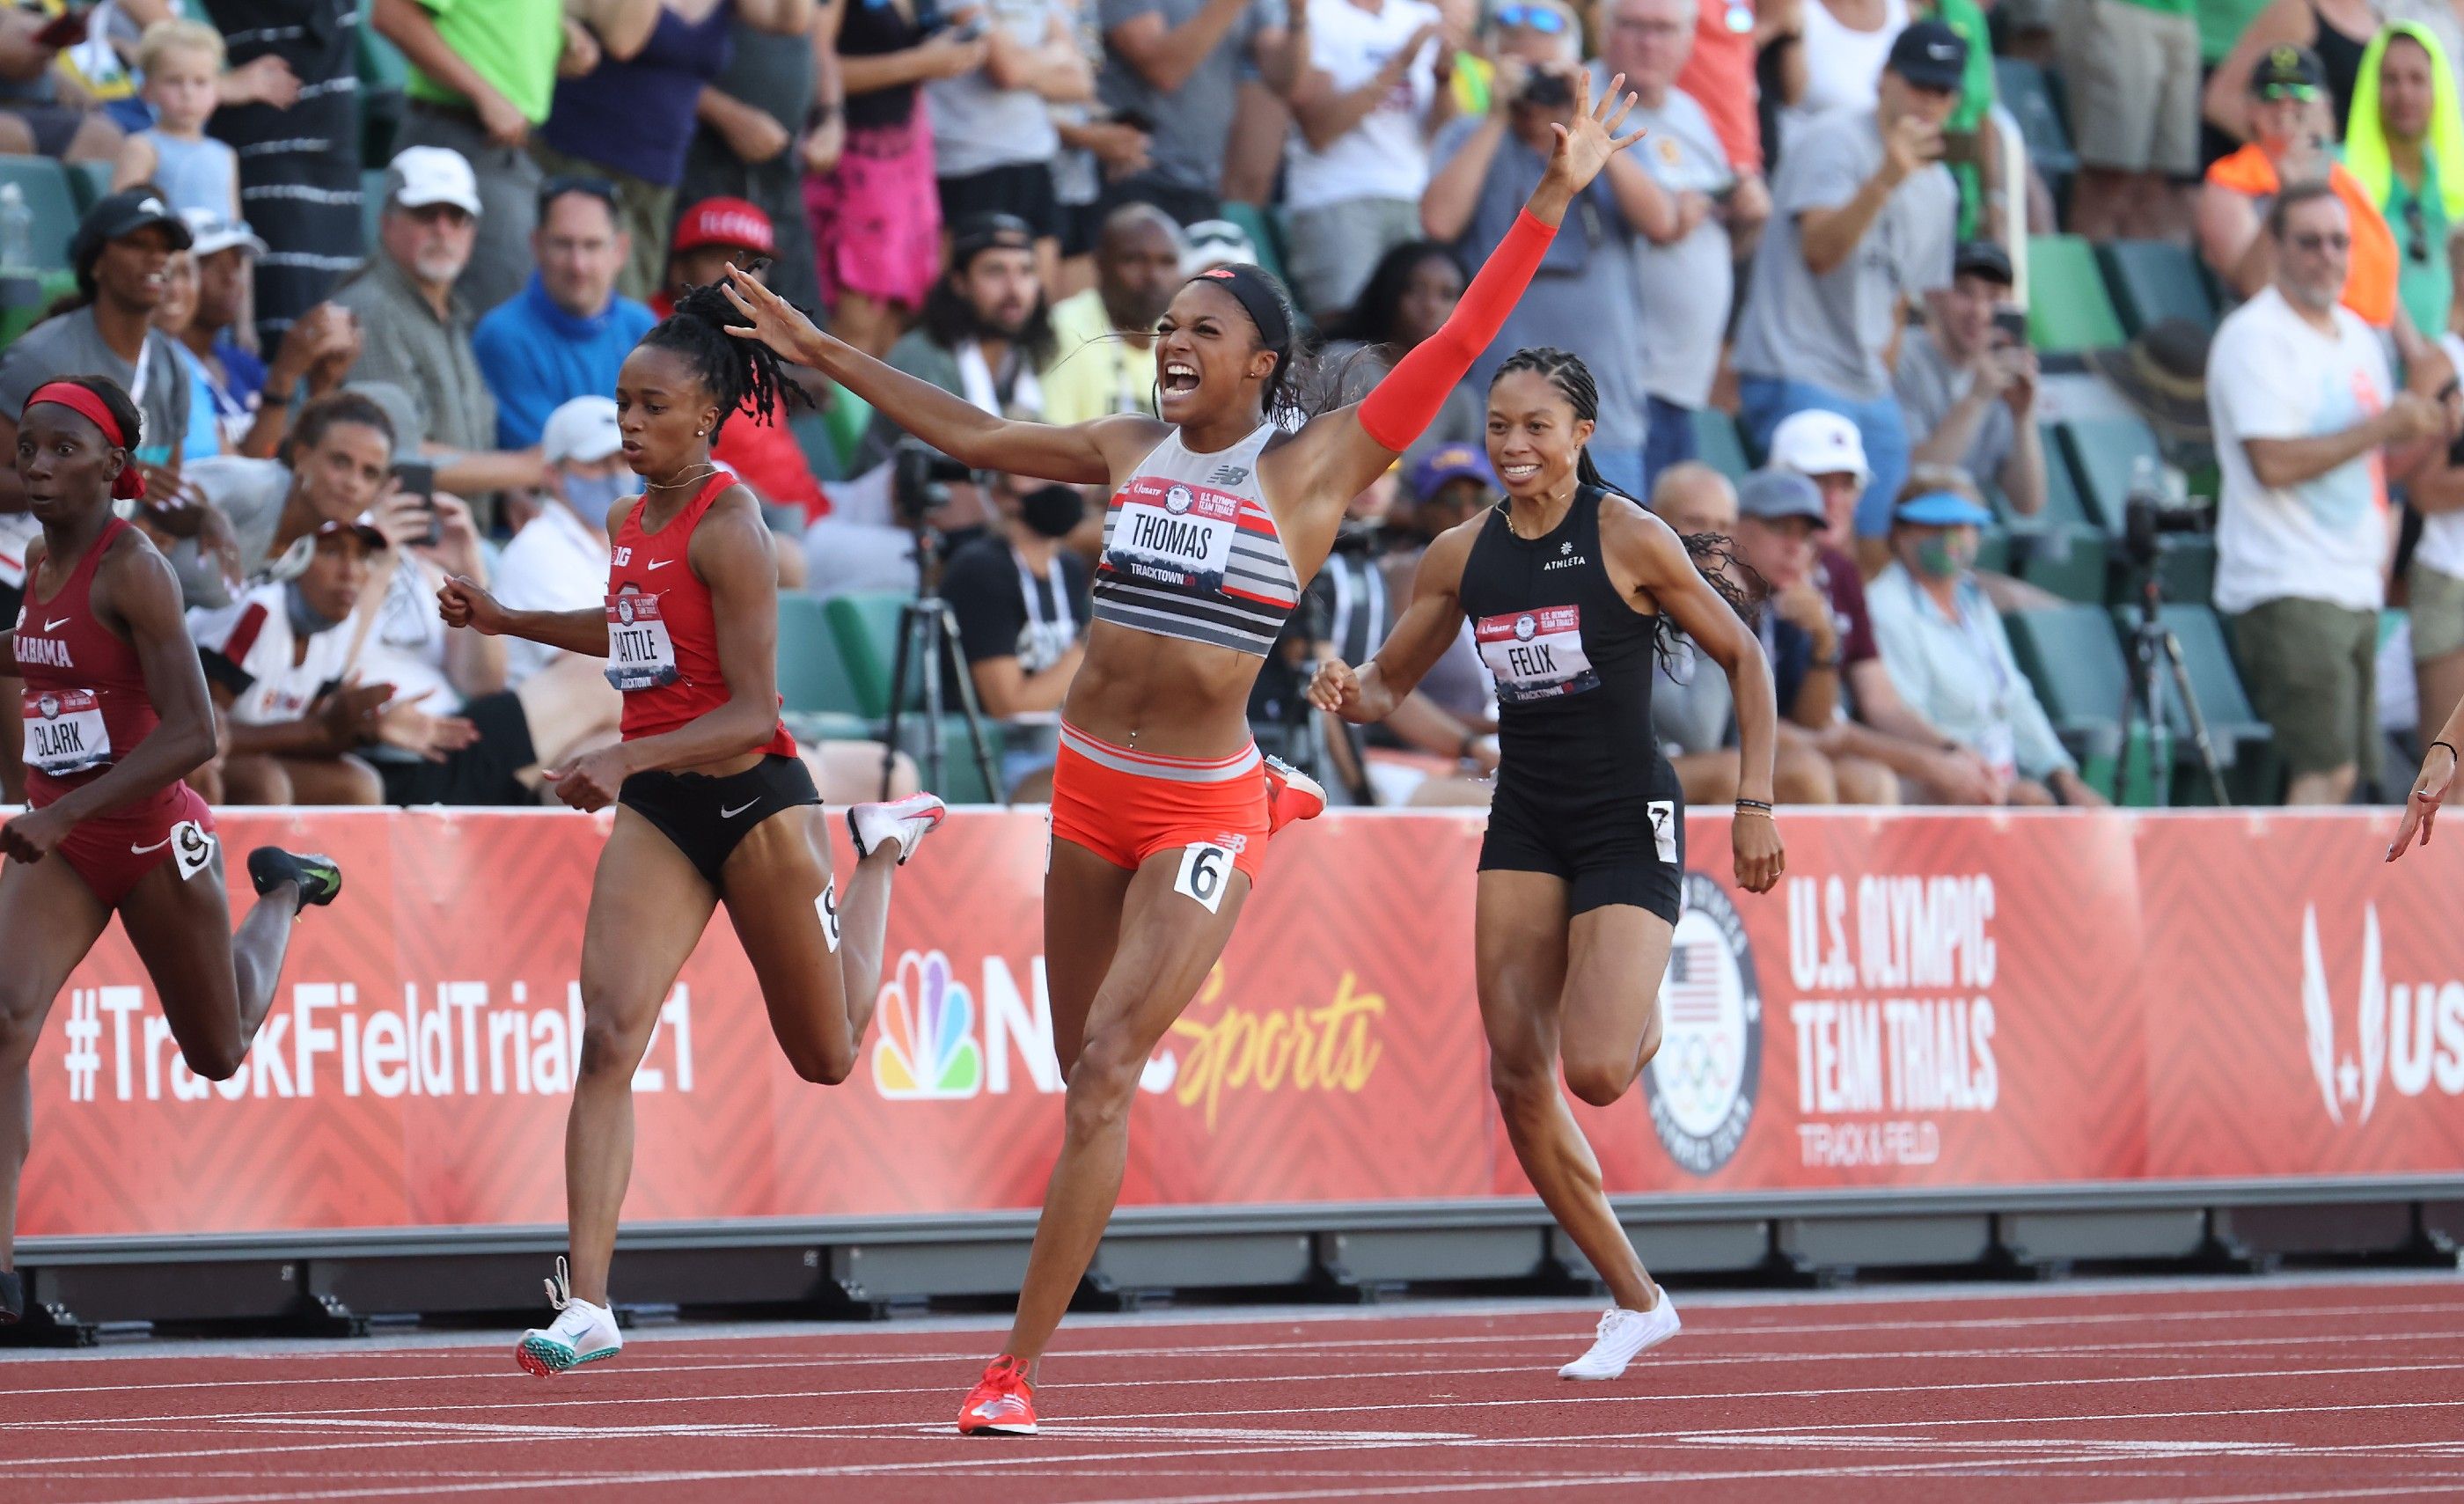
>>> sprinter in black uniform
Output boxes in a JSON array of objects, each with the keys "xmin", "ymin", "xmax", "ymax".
[{"xmin": 1311, "ymin": 346, "xmax": 1785, "ymax": 1381}]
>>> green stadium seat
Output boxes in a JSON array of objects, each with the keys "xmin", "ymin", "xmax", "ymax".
[
  {"xmin": 2025, "ymin": 234, "xmax": 2126, "ymax": 355},
  {"xmin": 824, "ymin": 591, "xmax": 910, "ymax": 720},
  {"xmin": 1216, "ymin": 200, "xmax": 1289, "ymax": 287},
  {"xmin": 820, "ymin": 385, "xmax": 873, "ymax": 475},
  {"xmin": 1994, "ymin": 58, "xmax": 2078, "ymax": 177},
  {"xmin": 2002, "ymin": 603, "xmax": 2129, "ymax": 799},
  {"xmin": 0, "ymin": 156, "xmax": 83, "ymax": 272},
  {"xmin": 1690, "ymin": 407, "xmax": 1749, "ymax": 481},
  {"xmin": 2096, "ymin": 238, "xmax": 2218, "ymax": 335},
  {"xmin": 2108, "ymin": 601, "xmax": 2277, "ymax": 803},
  {"xmin": 777, "ymin": 594, "xmax": 867, "ymax": 719},
  {"xmin": 2149, "ymin": 532, "xmax": 2216, "ymax": 606},
  {"xmin": 2025, "ymin": 421, "xmax": 2100, "ymax": 532},
  {"xmin": 2055, "ymin": 413, "xmax": 2163, "ymax": 532},
  {"xmin": 1997, "ymin": 429, "xmax": 2111, "ymax": 603},
  {"xmin": 63, "ymin": 159, "xmax": 110, "ymax": 215}
]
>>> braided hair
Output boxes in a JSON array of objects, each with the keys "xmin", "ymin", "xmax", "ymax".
[
  {"xmin": 1488, "ymin": 348, "xmax": 1763, "ymax": 660},
  {"xmin": 638, "ymin": 276, "xmax": 811, "ymax": 442}
]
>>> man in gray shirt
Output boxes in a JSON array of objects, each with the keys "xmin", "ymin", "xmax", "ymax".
[
  {"xmin": 1733, "ymin": 20, "xmax": 1964, "ymax": 542},
  {"xmin": 1892, "ymin": 239, "xmax": 2045, "ymax": 519},
  {"xmin": 1097, "ymin": 0, "xmax": 1300, "ymax": 228},
  {"xmin": 1593, "ymin": 0, "xmax": 1740, "ymax": 499}
]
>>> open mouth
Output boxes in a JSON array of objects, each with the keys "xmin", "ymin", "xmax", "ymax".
[
  {"xmin": 1161, "ymin": 362, "xmax": 1201, "ymax": 396},
  {"xmin": 1499, "ymin": 462, "xmax": 1541, "ymax": 484}
]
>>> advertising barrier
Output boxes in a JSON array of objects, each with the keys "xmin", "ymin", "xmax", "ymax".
[{"xmin": 17, "ymin": 807, "xmax": 2464, "ymax": 1239}]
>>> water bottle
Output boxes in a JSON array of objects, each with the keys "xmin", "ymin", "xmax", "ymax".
[{"xmin": 0, "ymin": 183, "xmax": 31, "ymax": 275}]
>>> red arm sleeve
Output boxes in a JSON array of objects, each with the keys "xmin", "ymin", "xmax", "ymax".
[{"xmin": 1356, "ymin": 209, "xmax": 1559, "ymax": 452}]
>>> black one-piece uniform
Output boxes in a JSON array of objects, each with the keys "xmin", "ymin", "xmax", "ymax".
[{"xmin": 1460, "ymin": 484, "xmax": 1685, "ymax": 921}]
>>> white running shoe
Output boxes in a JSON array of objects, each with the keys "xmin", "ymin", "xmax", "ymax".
[
  {"xmin": 1558, "ymin": 1296, "xmax": 1681, "ymax": 1380},
  {"xmin": 516, "ymin": 1257, "xmax": 623, "ymax": 1376},
  {"xmin": 849, "ymin": 791, "xmax": 947, "ymax": 865}
]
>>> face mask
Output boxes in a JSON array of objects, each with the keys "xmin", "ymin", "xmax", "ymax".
[
  {"xmin": 1020, "ymin": 483, "xmax": 1085, "ymax": 539},
  {"xmin": 284, "ymin": 577, "xmax": 345, "ymax": 637},
  {"xmin": 561, "ymin": 472, "xmax": 628, "ymax": 529},
  {"xmin": 1912, "ymin": 532, "xmax": 1976, "ymax": 580}
]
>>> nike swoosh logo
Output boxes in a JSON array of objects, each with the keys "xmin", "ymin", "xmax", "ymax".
[
  {"xmin": 720, "ymin": 799, "xmax": 759, "ymax": 818},
  {"xmin": 43, "ymin": 618, "xmax": 68, "ymax": 632},
  {"xmin": 130, "ymin": 836, "xmax": 172, "ymax": 855},
  {"xmin": 646, "ymin": 559, "xmax": 674, "ymax": 570}
]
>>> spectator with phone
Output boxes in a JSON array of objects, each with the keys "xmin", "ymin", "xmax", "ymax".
[
  {"xmin": 1733, "ymin": 21, "xmax": 1963, "ymax": 543},
  {"xmin": 471, "ymin": 177, "xmax": 657, "ymax": 449},
  {"xmin": 187, "ymin": 515, "xmax": 402, "ymax": 807},
  {"xmin": 1419, "ymin": 0, "xmax": 1670, "ymax": 495},
  {"xmin": 1094, "ymin": 0, "xmax": 1303, "ymax": 231},
  {"xmin": 935, "ymin": 470, "xmax": 1091, "ymax": 797},
  {"xmin": 1893, "ymin": 240, "xmax": 2046, "ymax": 521}
]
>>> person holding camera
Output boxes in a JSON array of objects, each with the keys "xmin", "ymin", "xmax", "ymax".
[
  {"xmin": 1419, "ymin": 0, "xmax": 1668, "ymax": 497},
  {"xmin": 1734, "ymin": 21, "xmax": 1962, "ymax": 547},
  {"xmin": 1893, "ymin": 240, "xmax": 2045, "ymax": 522},
  {"xmin": 938, "ymin": 471, "xmax": 1091, "ymax": 796}
]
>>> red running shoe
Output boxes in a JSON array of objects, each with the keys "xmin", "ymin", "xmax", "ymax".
[
  {"xmin": 1262, "ymin": 754, "xmax": 1325, "ymax": 834},
  {"xmin": 957, "ymin": 1354, "xmax": 1038, "ymax": 1435}
]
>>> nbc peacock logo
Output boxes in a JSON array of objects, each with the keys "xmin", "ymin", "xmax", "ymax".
[{"xmin": 871, "ymin": 950, "xmax": 985, "ymax": 1099}]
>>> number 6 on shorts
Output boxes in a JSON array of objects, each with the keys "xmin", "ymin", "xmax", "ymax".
[{"xmin": 1173, "ymin": 841, "xmax": 1234, "ymax": 914}]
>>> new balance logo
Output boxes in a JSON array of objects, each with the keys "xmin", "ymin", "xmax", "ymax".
[{"xmin": 1209, "ymin": 465, "xmax": 1250, "ymax": 487}]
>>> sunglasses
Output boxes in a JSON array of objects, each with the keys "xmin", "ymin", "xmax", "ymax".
[
  {"xmin": 2287, "ymin": 230, "xmax": 2352, "ymax": 253},
  {"xmin": 2406, "ymin": 198, "xmax": 2431, "ymax": 265},
  {"xmin": 2259, "ymin": 82, "xmax": 2322, "ymax": 101},
  {"xmin": 1492, "ymin": 4, "xmax": 1569, "ymax": 32}
]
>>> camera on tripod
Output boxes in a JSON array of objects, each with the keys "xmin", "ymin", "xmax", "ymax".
[
  {"xmin": 892, "ymin": 440, "xmax": 974, "ymax": 528},
  {"xmin": 2121, "ymin": 455, "xmax": 2208, "ymax": 571}
]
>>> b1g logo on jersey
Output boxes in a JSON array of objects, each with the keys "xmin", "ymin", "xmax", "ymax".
[{"xmin": 1642, "ymin": 873, "xmax": 1764, "ymax": 1176}]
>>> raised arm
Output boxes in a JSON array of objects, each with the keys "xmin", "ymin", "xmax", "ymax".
[
  {"xmin": 717, "ymin": 263, "xmax": 1159, "ymax": 485},
  {"xmin": 1308, "ymin": 519, "xmax": 1478, "ymax": 722}
]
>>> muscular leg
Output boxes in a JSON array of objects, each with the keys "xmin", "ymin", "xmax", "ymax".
[
  {"xmin": 0, "ymin": 674, "xmax": 24, "ymax": 803},
  {"xmin": 719, "ymin": 804, "xmax": 901, "ymax": 1083},
  {"xmin": 563, "ymin": 812, "xmax": 717, "ymax": 1305},
  {"xmin": 119, "ymin": 842, "xmax": 299, "ymax": 1080},
  {"xmin": 1477, "ymin": 871, "xmax": 1661, "ymax": 1315},
  {"xmin": 1042, "ymin": 839, "xmax": 1134, "ymax": 1075},
  {"xmin": 1007, "ymin": 847, "xmax": 1246, "ymax": 1370},
  {"xmin": 0, "ymin": 855, "xmax": 110, "ymax": 1271}
]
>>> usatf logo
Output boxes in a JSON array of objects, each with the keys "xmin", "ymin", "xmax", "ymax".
[
  {"xmin": 2299, "ymin": 905, "xmax": 2464, "ymax": 1125},
  {"xmin": 871, "ymin": 950, "xmax": 984, "ymax": 1099},
  {"xmin": 1643, "ymin": 873, "xmax": 1763, "ymax": 1175}
]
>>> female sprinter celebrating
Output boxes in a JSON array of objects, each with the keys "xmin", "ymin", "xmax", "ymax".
[
  {"xmin": 436, "ymin": 287, "xmax": 946, "ymax": 1376},
  {"xmin": 717, "ymin": 73, "xmax": 1649, "ymax": 1434},
  {"xmin": 0, "ymin": 376, "xmax": 338, "ymax": 1324},
  {"xmin": 1312, "ymin": 347, "xmax": 1786, "ymax": 1379}
]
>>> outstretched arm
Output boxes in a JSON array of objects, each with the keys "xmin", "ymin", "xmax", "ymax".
[
  {"xmin": 718, "ymin": 266, "xmax": 1159, "ymax": 487},
  {"xmin": 1308, "ymin": 521, "xmax": 1478, "ymax": 722},
  {"xmin": 2390, "ymin": 694, "xmax": 2464, "ymax": 861}
]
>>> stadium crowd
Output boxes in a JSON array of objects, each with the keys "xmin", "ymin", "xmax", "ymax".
[{"xmin": 0, "ymin": 0, "xmax": 2453, "ymax": 813}]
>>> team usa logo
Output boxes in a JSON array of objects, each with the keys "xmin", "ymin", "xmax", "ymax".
[
  {"xmin": 1163, "ymin": 483, "xmax": 1196, "ymax": 516},
  {"xmin": 1513, "ymin": 613, "xmax": 1537, "ymax": 642},
  {"xmin": 1642, "ymin": 873, "xmax": 1764, "ymax": 1175},
  {"xmin": 871, "ymin": 950, "xmax": 985, "ymax": 1100}
]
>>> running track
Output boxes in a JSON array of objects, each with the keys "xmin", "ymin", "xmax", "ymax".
[{"xmin": 4, "ymin": 1275, "xmax": 2463, "ymax": 1502}]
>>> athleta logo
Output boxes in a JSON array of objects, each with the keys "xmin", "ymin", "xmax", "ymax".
[
  {"xmin": 1544, "ymin": 551, "xmax": 1588, "ymax": 571},
  {"xmin": 2299, "ymin": 905, "xmax": 2464, "ymax": 1125},
  {"xmin": 16, "ymin": 635, "xmax": 71, "ymax": 668}
]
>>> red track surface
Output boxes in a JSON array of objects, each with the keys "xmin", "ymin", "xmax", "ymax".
[{"xmin": 4, "ymin": 1276, "xmax": 2464, "ymax": 1502}]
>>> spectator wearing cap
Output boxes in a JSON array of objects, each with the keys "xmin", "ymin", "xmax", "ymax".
[
  {"xmin": 2204, "ymin": 0, "xmax": 2420, "ymax": 141},
  {"xmin": 186, "ymin": 514, "xmax": 394, "ymax": 806},
  {"xmin": 2208, "ymin": 180, "xmax": 2453, "ymax": 804},
  {"xmin": 1096, "ymin": 0, "xmax": 1302, "ymax": 232},
  {"xmin": 0, "ymin": 190, "xmax": 195, "ymax": 495},
  {"xmin": 1764, "ymin": 410, "xmax": 2010, "ymax": 803},
  {"xmin": 169, "ymin": 391, "xmax": 401, "ymax": 610},
  {"xmin": 334, "ymin": 148, "xmax": 496, "ymax": 476},
  {"xmin": 1179, "ymin": 216, "xmax": 1265, "ymax": 274},
  {"xmin": 2345, "ymin": 22, "xmax": 2464, "ymax": 342},
  {"xmin": 376, "ymin": 0, "xmax": 580, "ymax": 314},
  {"xmin": 2054, "ymin": 0, "xmax": 2201, "ymax": 242},
  {"xmin": 1421, "ymin": 0, "xmax": 1670, "ymax": 496},
  {"xmin": 470, "ymin": 178, "xmax": 656, "ymax": 450},
  {"xmin": 176, "ymin": 211, "xmax": 365, "ymax": 461},
  {"xmin": 864, "ymin": 212, "xmax": 1058, "ymax": 466},
  {"xmin": 198, "ymin": 0, "xmax": 358, "ymax": 348},
  {"xmin": 1593, "ymin": 0, "xmax": 1747, "ymax": 497},
  {"xmin": 927, "ymin": 0, "xmax": 1093, "ymax": 293},
  {"xmin": 1867, "ymin": 480, "xmax": 2108, "ymax": 806},
  {"xmin": 1278, "ymin": 0, "xmax": 1450, "ymax": 322},
  {"xmin": 1375, "ymin": 447, "xmax": 1500, "ymax": 776},
  {"xmin": 654, "ymin": 197, "xmax": 830, "ymax": 521},
  {"xmin": 495, "ymin": 395, "xmax": 630, "ymax": 685},
  {"xmin": 1892, "ymin": 240, "xmax": 2045, "ymax": 521},
  {"xmin": 2201, "ymin": 44, "xmax": 2404, "ymax": 334},
  {"xmin": 1044, "ymin": 202, "xmax": 1183, "ymax": 427},
  {"xmin": 1733, "ymin": 20, "xmax": 1962, "ymax": 543}
]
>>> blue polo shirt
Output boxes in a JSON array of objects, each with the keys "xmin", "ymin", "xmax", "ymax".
[{"xmin": 472, "ymin": 273, "xmax": 656, "ymax": 449}]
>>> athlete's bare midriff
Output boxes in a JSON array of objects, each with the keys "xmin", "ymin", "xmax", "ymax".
[{"xmin": 1061, "ymin": 620, "xmax": 1265, "ymax": 757}]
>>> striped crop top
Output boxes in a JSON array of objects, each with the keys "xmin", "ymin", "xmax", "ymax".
[{"xmin": 1089, "ymin": 423, "xmax": 1300, "ymax": 657}]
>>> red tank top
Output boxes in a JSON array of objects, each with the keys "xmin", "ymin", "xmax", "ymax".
[
  {"xmin": 605, "ymin": 472, "xmax": 794, "ymax": 756},
  {"xmin": 15, "ymin": 518, "xmax": 176, "ymax": 813}
]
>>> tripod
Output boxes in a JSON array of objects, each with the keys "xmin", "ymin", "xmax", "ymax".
[
  {"xmin": 879, "ymin": 524, "xmax": 1005, "ymax": 804},
  {"xmin": 2119, "ymin": 570, "xmax": 2230, "ymax": 806}
]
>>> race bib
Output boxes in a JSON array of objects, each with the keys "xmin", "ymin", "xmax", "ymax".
[
  {"xmin": 170, "ymin": 819, "xmax": 216, "ymax": 882},
  {"xmin": 1173, "ymin": 840, "xmax": 1237, "ymax": 914},
  {"xmin": 816, "ymin": 879, "xmax": 841, "ymax": 953},
  {"xmin": 1104, "ymin": 478, "xmax": 1240, "ymax": 589},
  {"xmin": 1476, "ymin": 606, "xmax": 1599, "ymax": 703},
  {"xmin": 605, "ymin": 591, "xmax": 679, "ymax": 693},
  {"xmin": 21, "ymin": 688, "xmax": 111, "ymax": 776}
]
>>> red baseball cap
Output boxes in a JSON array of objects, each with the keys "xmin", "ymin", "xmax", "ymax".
[{"xmin": 671, "ymin": 197, "xmax": 774, "ymax": 257}]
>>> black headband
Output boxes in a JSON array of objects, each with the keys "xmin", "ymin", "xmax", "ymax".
[{"xmin": 1191, "ymin": 264, "xmax": 1291, "ymax": 354}]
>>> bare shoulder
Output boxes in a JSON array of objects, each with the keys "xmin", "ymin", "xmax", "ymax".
[
  {"xmin": 690, "ymin": 483, "xmax": 781, "ymax": 576},
  {"xmin": 1597, "ymin": 490, "xmax": 1683, "ymax": 558},
  {"xmin": 607, "ymin": 492, "xmax": 642, "ymax": 539},
  {"xmin": 93, "ymin": 524, "xmax": 180, "ymax": 628}
]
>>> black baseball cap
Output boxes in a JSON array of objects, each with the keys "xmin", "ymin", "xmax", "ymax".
[
  {"xmin": 2251, "ymin": 43, "xmax": 2327, "ymax": 97},
  {"xmin": 70, "ymin": 188, "xmax": 192, "ymax": 270},
  {"xmin": 1954, "ymin": 240, "xmax": 2014, "ymax": 285},
  {"xmin": 1887, "ymin": 19, "xmax": 1969, "ymax": 92},
  {"xmin": 951, "ymin": 212, "xmax": 1035, "ymax": 268}
]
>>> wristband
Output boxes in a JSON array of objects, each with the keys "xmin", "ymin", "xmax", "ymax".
[
  {"xmin": 1734, "ymin": 797, "xmax": 1774, "ymax": 813},
  {"xmin": 2436, "ymin": 739, "xmax": 2459, "ymax": 761}
]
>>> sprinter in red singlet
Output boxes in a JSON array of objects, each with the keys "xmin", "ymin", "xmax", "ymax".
[
  {"xmin": 0, "ymin": 376, "xmax": 339, "ymax": 1326},
  {"xmin": 718, "ymin": 77, "xmax": 1650, "ymax": 1434},
  {"xmin": 436, "ymin": 285, "xmax": 945, "ymax": 1376}
]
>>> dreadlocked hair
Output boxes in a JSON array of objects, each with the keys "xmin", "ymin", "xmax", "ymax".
[
  {"xmin": 640, "ymin": 275, "xmax": 812, "ymax": 442},
  {"xmin": 1490, "ymin": 348, "xmax": 1762, "ymax": 668}
]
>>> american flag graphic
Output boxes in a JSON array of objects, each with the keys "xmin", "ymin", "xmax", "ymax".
[{"xmin": 1664, "ymin": 940, "xmax": 1726, "ymax": 1028}]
